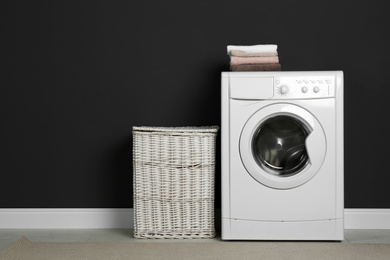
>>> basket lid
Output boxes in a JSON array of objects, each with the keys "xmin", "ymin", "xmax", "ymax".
[{"xmin": 132, "ymin": 126, "xmax": 219, "ymax": 133}]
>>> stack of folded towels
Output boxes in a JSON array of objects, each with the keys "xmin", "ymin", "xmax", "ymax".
[{"xmin": 227, "ymin": 44, "xmax": 281, "ymax": 71}]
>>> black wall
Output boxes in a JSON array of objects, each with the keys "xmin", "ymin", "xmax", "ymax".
[{"xmin": 1, "ymin": 0, "xmax": 389, "ymax": 208}]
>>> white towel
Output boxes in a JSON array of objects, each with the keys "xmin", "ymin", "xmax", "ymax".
[{"xmin": 227, "ymin": 44, "xmax": 278, "ymax": 55}]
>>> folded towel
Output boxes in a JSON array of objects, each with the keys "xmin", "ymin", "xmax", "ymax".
[
  {"xmin": 231, "ymin": 63, "xmax": 281, "ymax": 71},
  {"xmin": 230, "ymin": 50, "xmax": 278, "ymax": 57},
  {"xmin": 230, "ymin": 56, "xmax": 279, "ymax": 65},
  {"xmin": 227, "ymin": 44, "xmax": 278, "ymax": 54}
]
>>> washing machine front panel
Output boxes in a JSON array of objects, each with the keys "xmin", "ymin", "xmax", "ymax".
[
  {"xmin": 229, "ymin": 98, "xmax": 337, "ymax": 222},
  {"xmin": 240, "ymin": 103, "xmax": 326, "ymax": 190},
  {"xmin": 221, "ymin": 71, "xmax": 344, "ymax": 240}
]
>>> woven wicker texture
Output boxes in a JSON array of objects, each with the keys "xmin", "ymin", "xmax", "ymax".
[{"xmin": 133, "ymin": 126, "xmax": 219, "ymax": 239}]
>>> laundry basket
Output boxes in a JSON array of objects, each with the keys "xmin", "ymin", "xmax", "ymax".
[{"xmin": 132, "ymin": 126, "xmax": 219, "ymax": 239}]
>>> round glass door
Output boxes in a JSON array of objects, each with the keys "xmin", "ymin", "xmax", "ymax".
[
  {"xmin": 239, "ymin": 104, "xmax": 327, "ymax": 189},
  {"xmin": 252, "ymin": 115, "xmax": 310, "ymax": 177}
]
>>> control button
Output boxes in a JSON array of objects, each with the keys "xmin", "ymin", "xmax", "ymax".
[
  {"xmin": 275, "ymin": 80, "xmax": 280, "ymax": 85},
  {"xmin": 297, "ymin": 80, "xmax": 302, "ymax": 84},
  {"xmin": 326, "ymin": 80, "xmax": 331, "ymax": 84},
  {"xmin": 301, "ymin": 86, "xmax": 308, "ymax": 93},
  {"xmin": 310, "ymin": 80, "xmax": 316, "ymax": 84},
  {"xmin": 313, "ymin": 86, "xmax": 320, "ymax": 93},
  {"xmin": 318, "ymin": 80, "xmax": 323, "ymax": 84},
  {"xmin": 304, "ymin": 80, "xmax": 309, "ymax": 84},
  {"xmin": 279, "ymin": 85, "xmax": 289, "ymax": 95}
]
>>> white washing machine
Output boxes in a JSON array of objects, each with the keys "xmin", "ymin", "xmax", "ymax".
[{"xmin": 221, "ymin": 71, "xmax": 344, "ymax": 240}]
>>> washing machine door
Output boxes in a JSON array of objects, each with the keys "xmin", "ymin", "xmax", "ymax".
[{"xmin": 239, "ymin": 103, "xmax": 326, "ymax": 189}]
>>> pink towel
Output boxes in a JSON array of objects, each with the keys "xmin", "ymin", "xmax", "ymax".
[
  {"xmin": 230, "ymin": 56, "xmax": 279, "ymax": 65},
  {"xmin": 230, "ymin": 50, "xmax": 278, "ymax": 57}
]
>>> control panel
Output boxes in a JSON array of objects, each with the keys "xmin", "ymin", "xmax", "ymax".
[{"xmin": 273, "ymin": 76, "xmax": 335, "ymax": 99}]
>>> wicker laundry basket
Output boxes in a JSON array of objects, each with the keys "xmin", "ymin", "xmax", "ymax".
[{"xmin": 132, "ymin": 126, "xmax": 219, "ymax": 239}]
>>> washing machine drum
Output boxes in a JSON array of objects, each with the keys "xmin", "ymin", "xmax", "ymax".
[
  {"xmin": 252, "ymin": 115, "xmax": 310, "ymax": 177},
  {"xmin": 240, "ymin": 104, "xmax": 327, "ymax": 189}
]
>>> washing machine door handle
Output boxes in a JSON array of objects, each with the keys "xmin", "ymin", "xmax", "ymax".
[{"xmin": 305, "ymin": 126, "xmax": 326, "ymax": 169}]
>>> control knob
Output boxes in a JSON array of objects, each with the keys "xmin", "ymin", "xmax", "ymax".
[{"xmin": 279, "ymin": 85, "xmax": 289, "ymax": 95}]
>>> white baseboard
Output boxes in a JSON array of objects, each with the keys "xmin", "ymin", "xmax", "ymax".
[
  {"xmin": 0, "ymin": 208, "xmax": 133, "ymax": 229},
  {"xmin": 344, "ymin": 209, "xmax": 390, "ymax": 229},
  {"xmin": 0, "ymin": 208, "xmax": 389, "ymax": 229}
]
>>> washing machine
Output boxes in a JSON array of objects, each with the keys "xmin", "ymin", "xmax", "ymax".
[{"xmin": 221, "ymin": 71, "xmax": 344, "ymax": 240}]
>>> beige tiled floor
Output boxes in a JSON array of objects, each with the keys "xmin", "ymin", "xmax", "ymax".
[{"xmin": 1, "ymin": 229, "xmax": 390, "ymax": 251}]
